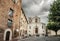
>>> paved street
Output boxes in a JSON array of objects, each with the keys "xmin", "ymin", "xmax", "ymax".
[{"xmin": 17, "ymin": 36, "xmax": 60, "ymax": 41}]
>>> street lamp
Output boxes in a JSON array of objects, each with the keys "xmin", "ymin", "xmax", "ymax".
[{"xmin": 16, "ymin": 29, "xmax": 19, "ymax": 32}]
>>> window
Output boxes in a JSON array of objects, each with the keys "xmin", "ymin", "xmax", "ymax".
[
  {"xmin": 8, "ymin": 8, "xmax": 14, "ymax": 17},
  {"xmin": 42, "ymin": 25, "xmax": 43, "ymax": 29},
  {"xmin": 8, "ymin": 19, "xmax": 13, "ymax": 27},
  {"xmin": 43, "ymin": 31, "xmax": 44, "ymax": 32},
  {"xmin": 29, "ymin": 26, "xmax": 31, "ymax": 29},
  {"xmin": 29, "ymin": 34, "xmax": 31, "ymax": 36},
  {"xmin": 42, "ymin": 34, "xmax": 44, "ymax": 36},
  {"xmin": 25, "ymin": 30, "xmax": 27, "ymax": 34},
  {"xmin": 35, "ymin": 18, "xmax": 38, "ymax": 23},
  {"xmin": 29, "ymin": 17, "xmax": 32, "ymax": 23},
  {"xmin": 13, "ymin": 0, "xmax": 18, "ymax": 4},
  {"xmin": 29, "ymin": 31, "xmax": 30, "ymax": 32}
]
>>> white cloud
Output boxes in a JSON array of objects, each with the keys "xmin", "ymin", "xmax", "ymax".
[
  {"xmin": 30, "ymin": 5, "xmax": 40, "ymax": 12},
  {"xmin": 30, "ymin": 0, "xmax": 44, "ymax": 12},
  {"xmin": 22, "ymin": 0, "xmax": 54, "ymax": 24}
]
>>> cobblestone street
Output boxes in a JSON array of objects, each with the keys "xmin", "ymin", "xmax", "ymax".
[
  {"xmin": 12, "ymin": 36, "xmax": 60, "ymax": 41},
  {"xmin": 0, "ymin": 36, "xmax": 60, "ymax": 41}
]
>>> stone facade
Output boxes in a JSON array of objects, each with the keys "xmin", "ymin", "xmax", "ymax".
[
  {"xmin": 19, "ymin": 8, "xmax": 28, "ymax": 38},
  {"xmin": 27, "ymin": 16, "xmax": 46, "ymax": 36},
  {"xmin": 15, "ymin": 8, "xmax": 28, "ymax": 38}
]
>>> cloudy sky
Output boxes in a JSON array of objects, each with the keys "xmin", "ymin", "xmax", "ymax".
[{"xmin": 22, "ymin": 0, "xmax": 54, "ymax": 24}]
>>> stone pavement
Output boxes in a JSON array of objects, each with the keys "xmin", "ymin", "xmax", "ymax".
[
  {"xmin": 17, "ymin": 36, "xmax": 60, "ymax": 41},
  {"xmin": 0, "ymin": 36, "xmax": 60, "ymax": 41}
]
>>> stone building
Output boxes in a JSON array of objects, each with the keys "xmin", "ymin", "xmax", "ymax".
[
  {"xmin": 19, "ymin": 8, "xmax": 28, "ymax": 38},
  {"xmin": 27, "ymin": 16, "xmax": 46, "ymax": 36},
  {"xmin": 0, "ymin": 0, "xmax": 21, "ymax": 40},
  {"xmin": 47, "ymin": 30, "xmax": 60, "ymax": 36},
  {"xmin": 15, "ymin": 8, "xmax": 28, "ymax": 38}
]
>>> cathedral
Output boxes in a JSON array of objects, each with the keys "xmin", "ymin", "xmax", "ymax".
[{"xmin": 27, "ymin": 16, "xmax": 46, "ymax": 36}]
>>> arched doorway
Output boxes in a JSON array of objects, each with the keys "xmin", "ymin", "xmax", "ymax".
[
  {"xmin": 35, "ymin": 28, "xmax": 38, "ymax": 34},
  {"xmin": 35, "ymin": 28, "xmax": 39, "ymax": 36},
  {"xmin": 6, "ymin": 31, "xmax": 10, "ymax": 41},
  {"xmin": 4, "ymin": 29, "xmax": 12, "ymax": 41}
]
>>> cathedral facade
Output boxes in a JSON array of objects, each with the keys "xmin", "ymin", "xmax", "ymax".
[{"xmin": 27, "ymin": 16, "xmax": 46, "ymax": 36}]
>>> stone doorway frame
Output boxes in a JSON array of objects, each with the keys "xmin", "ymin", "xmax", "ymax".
[{"xmin": 4, "ymin": 29, "xmax": 12, "ymax": 41}]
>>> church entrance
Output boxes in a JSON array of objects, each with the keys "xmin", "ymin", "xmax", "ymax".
[
  {"xmin": 35, "ymin": 28, "xmax": 38, "ymax": 34},
  {"xmin": 35, "ymin": 28, "xmax": 39, "ymax": 36}
]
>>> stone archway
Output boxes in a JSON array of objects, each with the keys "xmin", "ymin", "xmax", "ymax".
[{"xmin": 4, "ymin": 29, "xmax": 12, "ymax": 41}]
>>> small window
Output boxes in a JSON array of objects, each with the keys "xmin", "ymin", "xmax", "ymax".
[
  {"xmin": 25, "ymin": 30, "xmax": 27, "ymax": 34},
  {"xmin": 43, "ymin": 31, "xmax": 44, "ymax": 32},
  {"xmin": 29, "ymin": 34, "xmax": 31, "ymax": 36},
  {"xmin": 13, "ymin": 0, "xmax": 18, "ymax": 4},
  {"xmin": 42, "ymin": 34, "xmax": 44, "ymax": 36},
  {"xmin": 42, "ymin": 25, "xmax": 43, "ymax": 29},
  {"xmin": 29, "ymin": 31, "xmax": 30, "ymax": 32},
  {"xmin": 8, "ymin": 19, "xmax": 13, "ymax": 27},
  {"xmin": 8, "ymin": 8, "xmax": 14, "ymax": 17},
  {"xmin": 29, "ymin": 18, "xmax": 32, "ymax": 23},
  {"xmin": 29, "ymin": 26, "xmax": 31, "ymax": 29},
  {"xmin": 21, "ymin": 18, "xmax": 23, "ymax": 20},
  {"xmin": 35, "ymin": 18, "xmax": 38, "ymax": 23}
]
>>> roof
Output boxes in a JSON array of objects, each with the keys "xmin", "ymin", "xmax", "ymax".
[{"xmin": 21, "ymin": 8, "xmax": 28, "ymax": 23}]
